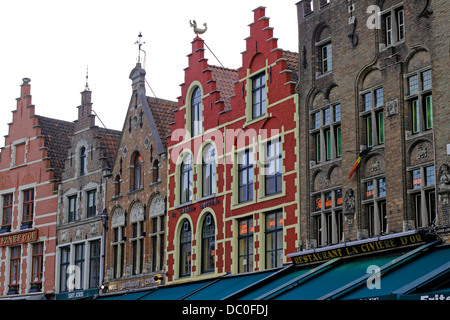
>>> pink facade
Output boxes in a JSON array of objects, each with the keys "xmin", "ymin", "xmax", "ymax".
[{"xmin": 0, "ymin": 79, "xmax": 74, "ymax": 299}]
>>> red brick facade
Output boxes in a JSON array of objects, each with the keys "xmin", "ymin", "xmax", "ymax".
[{"xmin": 166, "ymin": 7, "xmax": 300, "ymax": 283}]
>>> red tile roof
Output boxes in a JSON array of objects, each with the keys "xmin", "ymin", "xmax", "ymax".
[
  {"xmin": 36, "ymin": 115, "xmax": 75, "ymax": 182},
  {"xmin": 146, "ymin": 97, "xmax": 177, "ymax": 149}
]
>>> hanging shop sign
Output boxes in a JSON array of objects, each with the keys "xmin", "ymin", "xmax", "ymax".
[
  {"xmin": 288, "ymin": 230, "xmax": 431, "ymax": 267},
  {"xmin": 0, "ymin": 229, "xmax": 38, "ymax": 247}
]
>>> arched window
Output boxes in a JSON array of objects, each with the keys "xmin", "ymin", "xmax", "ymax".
[
  {"xmin": 133, "ymin": 152, "xmax": 142, "ymax": 190},
  {"xmin": 80, "ymin": 147, "xmax": 86, "ymax": 176},
  {"xmin": 191, "ymin": 87, "xmax": 202, "ymax": 136},
  {"xmin": 201, "ymin": 213, "xmax": 215, "ymax": 273},
  {"xmin": 179, "ymin": 220, "xmax": 192, "ymax": 277},
  {"xmin": 180, "ymin": 154, "xmax": 193, "ymax": 204},
  {"xmin": 202, "ymin": 145, "xmax": 216, "ymax": 197}
]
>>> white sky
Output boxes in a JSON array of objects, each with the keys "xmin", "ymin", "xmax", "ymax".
[{"xmin": 0, "ymin": 1, "xmax": 299, "ymax": 144}]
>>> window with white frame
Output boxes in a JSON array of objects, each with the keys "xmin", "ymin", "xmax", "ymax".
[
  {"xmin": 264, "ymin": 138, "xmax": 282, "ymax": 196},
  {"xmin": 406, "ymin": 69, "xmax": 432, "ymax": 134},
  {"xmin": 180, "ymin": 154, "xmax": 193, "ymax": 204},
  {"xmin": 382, "ymin": 5, "xmax": 405, "ymax": 47},
  {"xmin": 252, "ymin": 72, "xmax": 267, "ymax": 119},
  {"xmin": 202, "ymin": 144, "xmax": 216, "ymax": 197},
  {"xmin": 409, "ymin": 164, "xmax": 436, "ymax": 228},
  {"xmin": 191, "ymin": 87, "xmax": 202, "ymax": 136},
  {"xmin": 312, "ymin": 188, "xmax": 343, "ymax": 246},
  {"xmin": 362, "ymin": 176, "xmax": 387, "ymax": 236},
  {"xmin": 360, "ymin": 87, "xmax": 385, "ymax": 147},
  {"xmin": 311, "ymin": 103, "xmax": 341, "ymax": 163}
]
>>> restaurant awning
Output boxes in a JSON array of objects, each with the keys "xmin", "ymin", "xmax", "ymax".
[{"xmin": 96, "ymin": 229, "xmax": 449, "ymax": 300}]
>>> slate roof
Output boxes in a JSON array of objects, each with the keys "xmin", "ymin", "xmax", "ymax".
[
  {"xmin": 36, "ymin": 115, "xmax": 75, "ymax": 182},
  {"xmin": 146, "ymin": 97, "xmax": 177, "ymax": 149}
]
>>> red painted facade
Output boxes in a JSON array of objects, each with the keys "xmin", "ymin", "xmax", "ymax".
[
  {"xmin": 166, "ymin": 7, "xmax": 300, "ymax": 283},
  {"xmin": 0, "ymin": 79, "xmax": 74, "ymax": 298}
]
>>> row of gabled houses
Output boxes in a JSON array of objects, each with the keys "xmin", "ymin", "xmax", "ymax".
[{"xmin": 0, "ymin": 2, "xmax": 449, "ymax": 301}]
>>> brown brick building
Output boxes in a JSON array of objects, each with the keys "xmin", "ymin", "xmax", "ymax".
[
  {"xmin": 102, "ymin": 61, "xmax": 176, "ymax": 294},
  {"xmin": 296, "ymin": 0, "xmax": 449, "ymax": 249},
  {"xmin": 55, "ymin": 83, "xmax": 120, "ymax": 300}
]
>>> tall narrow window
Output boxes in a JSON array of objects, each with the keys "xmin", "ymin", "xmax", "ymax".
[
  {"xmin": 86, "ymin": 190, "xmax": 96, "ymax": 217},
  {"xmin": 2, "ymin": 194, "xmax": 13, "ymax": 230},
  {"xmin": 133, "ymin": 152, "xmax": 142, "ymax": 190},
  {"xmin": 31, "ymin": 243, "xmax": 43, "ymax": 292},
  {"xmin": 68, "ymin": 195, "xmax": 77, "ymax": 222},
  {"xmin": 265, "ymin": 138, "xmax": 282, "ymax": 196},
  {"xmin": 191, "ymin": 87, "xmax": 202, "ymax": 136},
  {"xmin": 9, "ymin": 246, "xmax": 21, "ymax": 294},
  {"xmin": 201, "ymin": 213, "xmax": 215, "ymax": 273},
  {"xmin": 59, "ymin": 246, "xmax": 70, "ymax": 292},
  {"xmin": 252, "ymin": 72, "xmax": 266, "ymax": 119},
  {"xmin": 180, "ymin": 154, "xmax": 193, "ymax": 204},
  {"xmin": 407, "ymin": 69, "xmax": 432, "ymax": 134},
  {"xmin": 80, "ymin": 147, "xmax": 86, "ymax": 176},
  {"xmin": 383, "ymin": 6, "xmax": 405, "ymax": 46},
  {"xmin": 238, "ymin": 217, "xmax": 254, "ymax": 273},
  {"xmin": 202, "ymin": 145, "xmax": 216, "ymax": 197},
  {"xmin": 22, "ymin": 189, "xmax": 34, "ymax": 224},
  {"xmin": 363, "ymin": 177, "xmax": 387, "ymax": 236},
  {"xmin": 265, "ymin": 211, "xmax": 284, "ymax": 269},
  {"xmin": 89, "ymin": 240, "xmax": 101, "ymax": 289},
  {"xmin": 311, "ymin": 188, "xmax": 343, "ymax": 245},
  {"xmin": 238, "ymin": 149, "xmax": 253, "ymax": 203},
  {"xmin": 180, "ymin": 220, "xmax": 192, "ymax": 277},
  {"xmin": 361, "ymin": 87, "xmax": 384, "ymax": 147},
  {"xmin": 74, "ymin": 244, "xmax": 85, "ymax": 290},
  {"xmin": 131, "ymin": 221, "xmax": 144, "ymax": 275},
  {"xmin": 152, "ymin": 160, "xmax": 159, "ymax": 183},
  {"xmin": 410, "ymin": 165, "xmax": 436, "ymax": 227},
  {"xmin": 321, "ymin": 43, "xmax": 332, "ymax": 73}
]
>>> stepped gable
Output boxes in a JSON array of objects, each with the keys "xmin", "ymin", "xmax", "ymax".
[{"xmin": 35, "ymin": 115, "xmax": 75, "ymax": 181}]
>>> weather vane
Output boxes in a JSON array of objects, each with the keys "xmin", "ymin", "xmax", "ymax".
[
  {"xmin": 190, "ymin": 20, "xmax": 207, "ymax": 35},
  {"xmin": 135, "ymin": 32, "xmax": 146, "ymax": 65},
  {"xmin": 85, "ymin": 65, "xmax": 90, "ymax": 90}
]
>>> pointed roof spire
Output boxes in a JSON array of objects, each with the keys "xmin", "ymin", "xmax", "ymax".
[
  {"xmin": 85, "ymin": 65, "xmax": 90, "ymax": 91},
  {"xmin": 135, "ymin": 32, "xmax": 146, "ymax": 68}
]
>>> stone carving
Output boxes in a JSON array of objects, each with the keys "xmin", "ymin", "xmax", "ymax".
[
  {"xmin": 149, "ymin": 194, "xmax": 165, "ymax": 217},
  {"xmin": 75, "ymin": 226, "xmax": 83, "ymax": 240},
  {"xmin": 438, "ymin": 164, "xmax": 450, "ymax": 205},
  {"xmin": 61, "ymin": 230, "xmax": 68, "ymax": 242},
  {"xmin": 111, "ymin": 207, "xmax": 125, "ymax": 228},
  {"xmin": 344, "ymin": 188, "xmax": 356, "ymax": 220},
  {"xmin": 372, "ymin": 159, "xmax": 380, "ymax": 172},
  {"xmin": 130, "ymin": 201, "xmax": 144, "ymax": 223},
  {"xmin": 386, "ymin": 99, "xmax": 398, "ymax": 117},
  {"xmin": 418, "ymin": 145, "xmax": 428, "ymax": 160},
  {"xmin": 90, "ymin": 222, "xmax": 99, "ymax": 235}
]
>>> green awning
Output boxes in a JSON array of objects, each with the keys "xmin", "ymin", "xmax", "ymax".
[
  {"xmin": 115, "ymin": 288, "xmax": 157, "ymax": 300},
  {"xmin": 272, "ymin": 254, "xmax": 400, "ymax": 300},
  {"xmin": 341, "ymin": 244, "xmax": 450, "ymax": 300},
  {"xmin": 184, "ymin": 270, "xmax": 278, "ymax": 300},
  {"xmin": 139, "ymin": 279, "xmax": 216, "ymax": 300}
]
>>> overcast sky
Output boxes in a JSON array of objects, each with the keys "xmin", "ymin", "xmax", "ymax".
[{"xmin": 0, "ymin": 1, "xmax": 299, "ymax": 144}]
